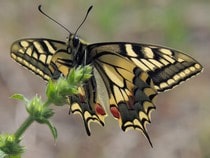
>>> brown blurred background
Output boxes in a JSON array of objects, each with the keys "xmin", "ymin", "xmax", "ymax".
[{"xmin": 0, "ymin": 0, "xmax": 209, "ymax": 157}]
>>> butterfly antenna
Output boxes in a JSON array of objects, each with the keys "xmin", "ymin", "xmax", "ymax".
[
  {"xmin": 38, "ymin": 5, "xmax": 72, "ymax": 35},
  {"xmin": 74, "ymin": 5, "xmax": 93, "ymax": 36}
]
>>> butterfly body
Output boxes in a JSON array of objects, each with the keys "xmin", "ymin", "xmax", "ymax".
[{"xmin": 11, "ymin": 32, "xmax": 202, "ymax": 146}]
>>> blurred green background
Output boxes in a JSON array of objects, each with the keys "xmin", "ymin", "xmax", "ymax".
[{"xmin": 0, "ymin": 0, "xmax": 209, "ymax": 158}]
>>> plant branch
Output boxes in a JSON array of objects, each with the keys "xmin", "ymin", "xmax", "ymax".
[{"xmin": 14, "ymin": 116, "xmax": 34, "ymax": 140}]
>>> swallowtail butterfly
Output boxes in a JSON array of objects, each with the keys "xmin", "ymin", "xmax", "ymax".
[{"xmin": 10, "ymin": 5, "xmax": 203, "ymax": 146}]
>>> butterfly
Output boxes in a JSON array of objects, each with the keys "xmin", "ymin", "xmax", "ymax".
[{"xmin": 10, "ymin": 5, "xmax": 203, "ymax": 146}]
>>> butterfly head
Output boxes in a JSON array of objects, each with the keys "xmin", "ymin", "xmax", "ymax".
[
  {"xmin": 66, "ymin": 34, "xmax": 83, "ymax": 54},
  {"xmin": 68, "ymin": 34, "xmax": 80, "ymax": 48}
]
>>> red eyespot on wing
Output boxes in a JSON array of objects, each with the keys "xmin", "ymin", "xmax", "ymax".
[
  {"xmin": 110, "ymin": 106, "xmax": 120, "ymax": 119},
  {"xmin": 95, "ymin": 103, "xmax": 106, "ymax": 115}
]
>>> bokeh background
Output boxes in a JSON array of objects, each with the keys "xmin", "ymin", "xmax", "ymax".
[{"xmin": 0, "ymin": 0, "xmax": 209, "ymax": 157}]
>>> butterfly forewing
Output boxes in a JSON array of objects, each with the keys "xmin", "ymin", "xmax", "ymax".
[
  {"xmin": 88, "ymin": 42, "xmax": 203, "ymax": 92},
  {"xmin": 10, "ymin": 38, "xmax": 72, "ymax": 80}
]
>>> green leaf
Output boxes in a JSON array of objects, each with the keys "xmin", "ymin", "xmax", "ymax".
[
  {"xmin": 45, "ymin": 120, "xmax": 58, "ymax": 140},
  {"xmin": 46, "ymin": 80, "xmax": 54, "ymax": 99},
  {"xmin": 10, "ymin": 94, "xmax": 28, "ymax": 103}
]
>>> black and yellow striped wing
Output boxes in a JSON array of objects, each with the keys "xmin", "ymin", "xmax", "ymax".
[
  {"xmin": 88, "ymin": 48, "xmax": 158, "ymax": 145},
  {"xmin": 11, "ymin": 38, "xmax": 203, "ymax": 146},
  {"xmin": 88, "ymin": 42, "xmax": 203, "ymax": 92},
  {"xmin": 11, "ymin": 38, "xmax": 73, "ymax": 80}
]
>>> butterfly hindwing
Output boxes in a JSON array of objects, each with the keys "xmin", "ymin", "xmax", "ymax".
[
  {"xmin": 69, "ymin": 76, "xmax": 107, "ymax": 135},
  {"xmin": 88, "ymin": 45, "xmax": 157, "ymax": 143}
]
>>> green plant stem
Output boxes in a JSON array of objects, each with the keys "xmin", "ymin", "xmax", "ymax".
[{"xmin": 14, "ymin": 116, "xmax": 34, "ymax": 140}]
